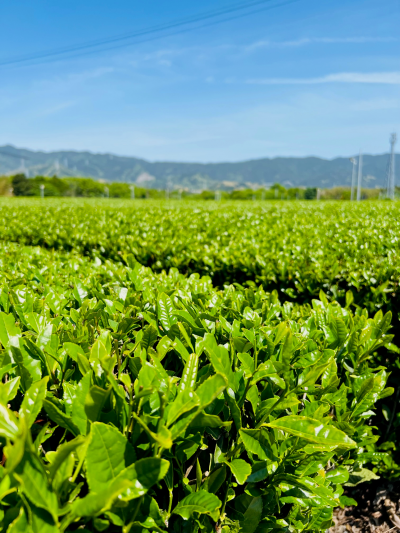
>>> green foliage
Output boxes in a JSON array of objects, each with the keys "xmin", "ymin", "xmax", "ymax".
[
  {"xmin": 108, "ymin": 182, "xmax": 131, "ymax": 198},
  {"xmin": 11, "ymin": 174, "xmax": 32, "ymax": 196},
  {"xmin": 304, "ymin": 188, "xmax": 317, "ymax": 200},
  {"xmin": 0, "ymin": 241, "xmax": 395, "ymax": 532},
  {"xmin": 7, "ymin": 173, "xmax": 387, "ymax": 201},
  {"xmin": 0, "ymin": 176, "xmax": 12, "ymax": 197},
  {"xmin": 64, "ymin": 177, "xmax": 105, "ymax": 197},
  {"xmin": 8, "ymin": 176, "xmax": 165, "ymax": 199},
  {"xmin": 11, "ymin": 175, "xmax": 70, "ymax": 197},
  {"xmin": 0, "ymin": 200, "xmax": 398, "ymax": 316}
]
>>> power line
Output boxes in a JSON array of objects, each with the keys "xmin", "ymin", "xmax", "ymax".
[
  {"xmin": 0, "ymin": 0, "xmax": 280, "ymax": 65},
  {"xmin": 0, "ymin": 0, "xmax": 301, "ymax": 68}
]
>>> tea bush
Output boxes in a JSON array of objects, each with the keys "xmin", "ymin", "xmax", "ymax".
[
  {"xmin": 1, "ymin": 198, "xmax": 398, "ymax": 458},
  {"xmin": 0, "ymin": 200, "xmax": 399, "ymax": 316},
  {"xmin": 0, "ymin": 243, "xmax": 396, "ymax": 532}
]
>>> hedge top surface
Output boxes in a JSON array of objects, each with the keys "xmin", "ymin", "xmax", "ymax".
[{"xmin": 0, "ymin": 199, "xmax": 398, "ymax": 314}]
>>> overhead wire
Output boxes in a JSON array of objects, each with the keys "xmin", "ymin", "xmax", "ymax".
[{"xmin": 0, "ymin": 0, "xmax": 301, "ymax": 68}]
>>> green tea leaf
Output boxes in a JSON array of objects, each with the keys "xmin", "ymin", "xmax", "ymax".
[
  {"xmin": 43, "ymin": 399, "xmax": 80, "ymax": 436},
  {"xmin": 0, "ymin": 376, "xmax": 20, "ymax": 404},
  {"xmin": 0, "ymin": 402, "xmax": 19, "ymax": 439},
  {"xmin": 14, "ymin": 452, "xmax": 58, "ymax": 522},
  {"xmin": 178, "ymin": 352, "xmax": 199, "ymax": 394},
  {"xmin": 157, "ymin": 293, "xmax": 177, "ymax": 331},
  {"xmin": 241, "ymin": 496, "xmax": 263, "ymax": 533},
  {"xmin": 265, "ymin": 416, "xmax": 356, "ymax": 448},
  {"xmin": 20, "ymin": 376, "xmax": 49, "ymax": 428},
  {"xmin": 227, "ymin": 459, "xmax": 252, "ymax": 485},
  {"xmin": 86, "ymin": 422, "xmax": 135, "ymax": 492},
  {"xmin": 173, "ymin": 490, "xmax": 222, "ymax": 520}
]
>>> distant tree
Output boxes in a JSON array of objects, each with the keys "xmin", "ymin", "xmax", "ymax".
[
  {"xmin": 29, "ymin": 176, "xmax": 69, "ymax": 196},
  {"xmin": 109, "ymin": 182, "xmax": 130, "ymax": 198},
  {"xmin": 199, "ymin": 190, "xmax": 215, "ymax": 200},
  {"xmin": 230, "ymin": 189, "xmax": 253, "ymax": 200},
  {"xmin": 271, "ymin": 183, "xmax": 286, "ymax": 192},
  {"xmin": 64, "ymin": 178, "xmax": 105, "ymax": 197},
  {"xmin": 11, "ymin": 174, "xmax": 33, "ymax": 196},
  {"xmin": 304, "ymin": 187, "xmax": 317, "ymax": 200}
]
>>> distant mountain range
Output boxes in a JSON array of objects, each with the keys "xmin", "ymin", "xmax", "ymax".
[{"xmin": 0, "ymin": 145, "xmax": 397, "ymax": 191}]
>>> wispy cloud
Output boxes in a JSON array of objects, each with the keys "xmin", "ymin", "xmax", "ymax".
[
  {"xmin": 38, "ymin": 101, "xmax": 76, "ymax": 117},
  {"xmin": 350, "ymin": 98, "xmax": 400, "ymax": 111},
  {"xmin": 246, "ymin": 72, "xmax": 400, "ymax": 85},
  {"xmin": 63, "ymin": 67, "xmax": 115, "ymax": 83},
  {"xmin": 33, "ymin": 66, "xmax": 115, "ymax": 91},
  {"xmin": 245, "ymin": 36, "xmax": 398, "ymax": 51}
]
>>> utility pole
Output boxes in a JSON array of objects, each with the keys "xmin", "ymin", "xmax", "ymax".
[
  {"xmin": 350, "ymin": 157, "xmax": 357, "ymax": 201},
  {"xmin": 356, "ymin": 151, "xmax": 363, "ymax": 201},
  {"xmin": 387, "ymin": 133, "xmax": 397, "ymax": 200}
]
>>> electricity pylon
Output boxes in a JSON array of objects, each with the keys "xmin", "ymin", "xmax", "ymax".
[
  {"xmin": 350, "ymin": 157, "xmax": 357, "ymax": 201},
  {"xmin": 387, "ymin": 133, "xmax": 397, "ymax": 200},
  {"xmin": 356, "ymin": 151, "xmax": 363, "ymax": 201}
]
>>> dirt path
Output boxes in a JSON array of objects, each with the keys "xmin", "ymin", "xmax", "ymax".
[{"xmin": 330, "ymin": 481, "xmax": 400, "ymax": 533}]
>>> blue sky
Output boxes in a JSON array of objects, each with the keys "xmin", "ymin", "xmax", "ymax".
[{"xmin": 0, "ymin": 0, "xmax": 399, "ymax": 162}]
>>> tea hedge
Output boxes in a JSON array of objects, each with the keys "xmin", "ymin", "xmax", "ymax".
[
  {"xmin": 0, "ymin": 199, "xmax": 399, "ymax": 314},
  {"xmin": 2, "ymin": 198, "xmax": 399, "ymax": 454},
  {"xmin": 0, "ymin": 242, "xmax": 396, "ymax": 532}
]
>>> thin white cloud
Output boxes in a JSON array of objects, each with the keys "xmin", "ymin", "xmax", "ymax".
[
  {"xmin": 245, "ymin": 36, "xmax": 398, "ymax": 51},
  {"xmin": 246, "ymin": 72, "xmax": 400, "ymax": 85},
  {"xmin": 63, "ymin": 67, "xmax": 115, "ymax": 83},
  {"xmin": 33, "ymin": 67, "xmax": 115, "ymax": 90},
  {"xmin": 38, "ymin": 101, "xmax": 76, "ymax": 117},
  {"xmin": 351, "ymin": 98, "xmax": 400, "ymax": 111}
]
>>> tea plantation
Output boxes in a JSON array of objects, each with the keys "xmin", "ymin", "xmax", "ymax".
[{"xmin": 0, "ymin": 199, "xmax": 398, "ymax": 533}]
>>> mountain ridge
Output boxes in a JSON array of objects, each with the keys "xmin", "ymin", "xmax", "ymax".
[{"xmin": 0, "ymin": 144, "xmax": 397, "ymax": 191}]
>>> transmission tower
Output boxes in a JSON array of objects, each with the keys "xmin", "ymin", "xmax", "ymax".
[
  {"xmin": 387, "ymin": 133, "xmax": 397, "ymax": 200},
  {"xmin": 55, "ymin": 159, "xmax": 60, "ymax": 176},
  {"xmin": 356, "ymin": 150, "xmax": 363, "ymax": 201},
  {"xmin": 20, "ymin": 158, "xmax": 28, "ymax": 176},
  {"xmin": 350, "ymin": 157, "xmax": 357, "ymax": 201}
]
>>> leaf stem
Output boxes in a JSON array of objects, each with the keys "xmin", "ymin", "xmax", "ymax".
[
  {"xmin": 167, "ymin": 489, "xmax": 173, "ymax": 516},
  {"xmin": 385, "ymin": 385, "xmax": 399, "ymax": 439}
]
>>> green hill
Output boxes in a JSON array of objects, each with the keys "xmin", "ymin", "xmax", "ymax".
[{"xmin": 0, "ymin": 145, "xmax": 396, "ymax": 191}]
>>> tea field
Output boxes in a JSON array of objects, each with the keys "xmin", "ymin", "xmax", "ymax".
[{"xmin": 0, "ymin": 199, "xmax": 399, "ymax": 533}]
